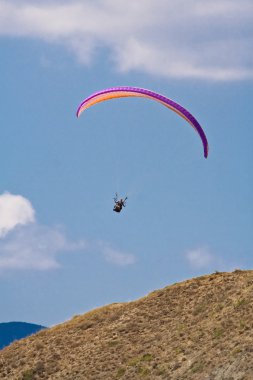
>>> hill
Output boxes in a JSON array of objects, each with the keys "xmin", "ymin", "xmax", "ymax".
[
  {"xmin": 0, "ymin": 322, "xmax": 46, "ymax": 350},
  {"xmin": 0, "ymin": 270, "xmax": 253, "ymax": 379}
]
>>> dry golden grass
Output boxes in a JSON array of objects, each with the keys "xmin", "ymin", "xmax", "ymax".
[{"xmin": 1, "ymin": 270, "xmax": 253, "ymax": 379}]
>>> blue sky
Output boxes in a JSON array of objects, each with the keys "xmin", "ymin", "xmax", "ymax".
[{"xmin": 0, "ymin": 0, "xmax": 252, "ymax": 326}]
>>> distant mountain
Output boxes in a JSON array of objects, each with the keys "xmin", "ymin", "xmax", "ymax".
[
  {"xmin": 0, "ymin": 322, "xmax": 46, "ymax": 350},
  {"xmin": 0, "ymin": 270, "xmax": 253, "ymax": 379}
]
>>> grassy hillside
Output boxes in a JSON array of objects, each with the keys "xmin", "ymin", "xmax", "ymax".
[{"xmin": 0, "ymin": 270, "xmax": 253, "ymax": 379}]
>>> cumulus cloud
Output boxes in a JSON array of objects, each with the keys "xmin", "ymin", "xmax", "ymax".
[
  {"xmin": 0, "ymin": 191, "xmax": 85, "ymax": 270},
  {"xmin": 185, "ymin": 246, "xmax": 245, "ymax": 272},
  {"xmin": 0, "ymin": 192, "xmax": 136, "ymax": 271},
  {"xmin": 185, "ymin": 246, "xmax": 214, "ymax": 269},
  {"xmin": 99, "ymin": 243, "xmax": 136, "ymax": 266},
  {"xmin": 0, "ymin": 0, "xmax": 252, "ymax": 80},
  {"xmin": 0, "ymin": 192, "xmax": 35, "ymax": 237},
  {"xmin": 0, "ymin": 224, "xmax": 85, "ymax": 270}
]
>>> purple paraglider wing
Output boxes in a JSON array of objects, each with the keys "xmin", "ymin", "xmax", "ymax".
[{"xmin": 76, "ymin": 87, "xmax": 209, "ymax": 158}]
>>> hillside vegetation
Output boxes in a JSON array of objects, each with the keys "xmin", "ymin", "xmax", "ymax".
[{"xmin": 0, "ymin": 270, "xmax": 253, "ymax": 379}]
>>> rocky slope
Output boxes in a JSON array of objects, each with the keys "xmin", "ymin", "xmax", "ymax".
[{"xmin": 0, "ymin": 270, "xmax": 252, "ymax": 379}]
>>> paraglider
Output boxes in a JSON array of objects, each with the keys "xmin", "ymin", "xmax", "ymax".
[
  {"xmin": 76, "ymin": 86, "xmax": 209, "ymax": 158},
  {"xmin": 113, "ymin": 193, "xmax": 127, "ymax": 213},
  {"xmin": 76, "ymin": 87, "xmax": 209, "ymax": 214}
]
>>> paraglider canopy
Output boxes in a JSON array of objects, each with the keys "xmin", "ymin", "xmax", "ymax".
[{"xmin": 76, "ymin": 86, "xmax": 209, "ymax": 158}]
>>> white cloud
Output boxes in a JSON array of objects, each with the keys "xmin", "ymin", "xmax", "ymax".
[
  {"xmin": 0, "ymin": 0, "xmax": 252, "ymax": 81},
  {"xmin": 0, "ymin": 191, "xmax": 85, "ymax": 271},
  {"xmin": 0, "ymin": 192, "xmax": 35, "ymax": 237},
  {"xmin": 99, "ymin": 243, "xmax": 136, "ymax": 266},
  {"xmin": 0, "ymin": 224, "xmax": 86, "ymax": 270},
  {"xmin": 185, "ymin": 246, "xmax": 214, "ymax": 269},
  {"xmin": 0, "ymin": 192, "xmax": 135, "ymax": 271},
  {"xmin": 185, "ymin": 246, "xmax": 246, "ymax": 273}
]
